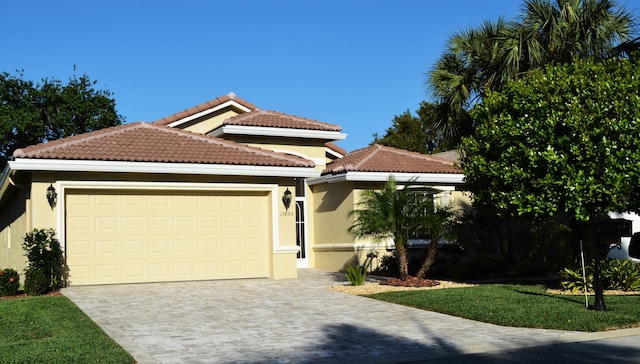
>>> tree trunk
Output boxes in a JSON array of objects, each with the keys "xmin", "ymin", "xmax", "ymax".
[
  {"xmin": 416, "ymin": 239, "xmax": 438, "ymax": 279},
  {"xmin": 396, "ymin": 245, "xmax": 409, "ymax": 281}
]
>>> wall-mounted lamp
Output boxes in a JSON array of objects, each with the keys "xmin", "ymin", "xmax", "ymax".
[
  {"xmin": 46, "ymin": 183, "xmax": 57, "ymax": 209},
  {"xmin": 282, "ymin": 188, "xmax": 292, "ymax": 211}
]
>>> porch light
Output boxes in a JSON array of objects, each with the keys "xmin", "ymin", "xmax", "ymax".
[
  {"xmin": 46, "ymin": 183, "xmax": 57, "ymax": 209},
  {"xmin": 282, "ymin": 188, "xmax": 292, "ymax": 210}
]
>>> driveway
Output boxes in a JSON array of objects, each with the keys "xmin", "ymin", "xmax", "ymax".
[{"xmin": 62, "ymin": 269, "xmax": 640, "ymax": 363}]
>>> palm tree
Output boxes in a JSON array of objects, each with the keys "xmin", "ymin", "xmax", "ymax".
[
  {"xmin": 427, "ymin": 0, "xmax": 636, "ymax": 148},
  {"xmin": 415, "ymin": 205, "xmax": 452, "ymax": 279},
  {"xmin": 348, "ymin": 177, "xmax": 437, "ymax": 280}
]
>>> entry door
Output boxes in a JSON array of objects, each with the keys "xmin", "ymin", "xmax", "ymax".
[{"xmin": 295, "ymin": 179, "xmax": 308, "ymax": 268}]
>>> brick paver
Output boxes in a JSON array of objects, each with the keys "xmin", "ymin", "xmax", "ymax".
[{"xmin": 62, "ymin": 269, "xmax": 636, "ymax": 363}]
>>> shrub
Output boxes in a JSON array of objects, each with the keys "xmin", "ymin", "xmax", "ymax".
[
  {"xmin": 0, "ymin": 268, "xmax": 20, "ymax": 296},
  {"xmin": 559, "ymin": 265, "xmax": 593, "ymax": 293},
  {"xmin": 602, "ymin": 259, "xmax": 640, "ymax": 291},
  {"xmin": 345, "ymin": 264, "xmax": 366, "ymax": 286},
  {"xmin": 560, "ymin": 258, "xmax": 640, "ymax": 292},
  {"xmin": 24, "ymin": 267, "xmax": 51, "ymax": 296},
  {"xmin": 23, "ymin": 228, "xmax": 66, "ymax": 295}
]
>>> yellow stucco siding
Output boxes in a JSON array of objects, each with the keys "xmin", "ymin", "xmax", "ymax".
[
  {"xmin": 224, "ymin": 136, "xmax": 329, "ymax": 170},
  {"xmin": 311, "ymin": 182, "xmax": 355, "ymax": 246},
  {"xmin": 180, "ymin": 109, "xmax": 241, "ymax": 135},
  {"xmin": 30, "ymin": 180, "xmax": 58, "ymax": 231},
  {"xmin": 0, "ymin": 188, "xmax": 28, "ymax": 273}
]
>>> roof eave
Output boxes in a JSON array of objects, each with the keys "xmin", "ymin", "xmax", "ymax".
[
  {"xmin": 8, "ymin": 159, "xmax": 320, "ymax": 178},
  {"xmin": 209, "ymin": 125, "xmax": 347, "ymax": 141},
  {"xmin": 307, "ymin": 172, "xmax": 465, "ymax": 185}
]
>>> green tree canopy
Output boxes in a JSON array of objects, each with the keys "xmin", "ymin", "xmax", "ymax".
[
  {"xmin": 0, "ymin": 71, "xmax": 124, "ymax": 168},
  {"xmin": 460, "ymin": 57, "xmax": 640, "ymax": 222},
  {"xmin": 427, "ymin": 0, "xmax": 637, "ymax": 148},
  {"xmin": 372, "ymin": 102, "xmax": 443, "ymax": 154}
]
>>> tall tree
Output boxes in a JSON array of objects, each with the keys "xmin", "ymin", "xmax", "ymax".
[
  {"xmin": 0, "ymin": 71, "xmax": 123, "ymax": 168},
  {"xmin": 427, "ymin": 0, "xmax": 636, "ymax": 148},
  {"xmin": 461, "ymin": 57, "xmax": 640, "ymax": 310},
  {"xmin": 372, "ymin": 102, "xmax": 442, "ymax": 154}
]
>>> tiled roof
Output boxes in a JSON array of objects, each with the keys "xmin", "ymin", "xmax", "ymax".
[
  {"xmin": 433, "ymin": 149, "xmax": 460, "ymax": 162},
  {"xmin": 322, "ymin": 144, "xmax": 461, "ymax": 175},
  {"xmin": 326, "ymin": 142, "xmax": 347, "ymax": 156},
  {"xmin": 223, "ymin": 110, "xmax": 342, "ymax": 132},
  {"xmin": 13, "ymin": 122, "xmax": 315, "ymax": 168},
  {"xmin": 153, "ymin": 92, "xmax": 257, "ymax": 126}
]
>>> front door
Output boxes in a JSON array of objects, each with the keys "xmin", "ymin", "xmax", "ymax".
[{"xmin": 295, "ymin": 179, "xmax": 308, "ymax": 268}]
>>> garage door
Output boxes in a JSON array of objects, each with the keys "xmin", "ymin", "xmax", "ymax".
[{"xmin": 65, "ymin": 189, "xmax": 271, "ymax": 285}]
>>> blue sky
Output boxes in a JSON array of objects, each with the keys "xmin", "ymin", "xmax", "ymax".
[{"xmin": 3, "ymin": 1, "xmax": 638, "ymax": 151}]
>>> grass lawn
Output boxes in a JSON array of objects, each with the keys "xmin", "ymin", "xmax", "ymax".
[
  {"xmin": 367, "ymin": 284, "xmax": 640, "ymax": 332},
  {"xmin": 0, "ymin": 295, "xmax": 134, "ymax": 363}
]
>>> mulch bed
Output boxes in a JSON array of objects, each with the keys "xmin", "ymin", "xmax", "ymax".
[{"xmin": 380, "ymin": 276, "xmax": 441, "ymax": 288}]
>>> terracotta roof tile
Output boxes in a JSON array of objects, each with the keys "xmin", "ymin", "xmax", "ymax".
[
  {"xmin": 223, "ymin": 110, "xmax": 342, "ymax": 132},
  {"xmin": 322, "ymin": 144, "xmax": 461, "ymax": 175},
  {"xmin": 326, "ymin": 142, "xmax": 347, "ymax": 156},
  {"xmin": 153, "ymin": 92, "xmax": 257, "ymax": 126},
  {"xmin": 13, "ymin": 122, "xmax": 315, "ymax": 168}
]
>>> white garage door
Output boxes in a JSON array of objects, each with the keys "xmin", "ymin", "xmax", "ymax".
[{"xmin": 65, "ymin": 189, "xmax": 271, "ymax": 285}]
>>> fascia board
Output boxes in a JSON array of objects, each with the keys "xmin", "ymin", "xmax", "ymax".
[
  {"xmin": 307, "ymin": 172, "xmax": 465, "ymax": 185},
  {"xmin": 209, "ymin": 125, "xmax": 347, "ymax": 141},
  {"xmin": 325, "ymin": 147, "xmax": 344, "ymax": 159},
  {"xmin": 166, "ymin": 100, "xmax": 253, "ymax": 128},
  {"xmin": 8, "ymin": 159, "xmax": 320, "ymax": 178}
]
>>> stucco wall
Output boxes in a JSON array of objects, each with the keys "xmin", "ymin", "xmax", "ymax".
[
  {"xmin": 227, "ymin": 136, "xmax": 329, "ymax": 170},
  {"xmin": 311, "ymin": 181, "xmax": 375, "ymax": 271},
  {"xmin": 0, "ymin": 187, "xmax": 29, "ymax": 273},
  {"xmin": 181, "ymin": 109, "xmax": 241, "ymax": 135}
]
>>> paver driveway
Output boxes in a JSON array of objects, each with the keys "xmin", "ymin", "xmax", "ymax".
[{"xmin": 62, "ymin": 269, "xmax": 616, "ymax": 363}]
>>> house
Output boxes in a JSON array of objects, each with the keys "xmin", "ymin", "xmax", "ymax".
[{"xmin": 0, "ymin": 93, "xmax": 465, "ymax": 285}]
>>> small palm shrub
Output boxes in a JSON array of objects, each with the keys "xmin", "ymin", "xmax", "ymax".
[
  {"xmin": 559, "ymin": 265, "xmax": 593, "ymax": 293},
  {"xmin": 0, "ymin": 268, "xmax": 20, "ymax": 296},
  {"xmin": 602, "ymin": 259, "xmax": 640, "ymax": 291},
  {"xmin": 346, "ymin": 264, "xmax": 366, "ymax": 286},
  {"xmin": 560, "ymin": 258, "xmax": 640, "ymax": 292},
  {"xmin": 23, "ymin": 228, "xmax": 66, "ymax": 295}
]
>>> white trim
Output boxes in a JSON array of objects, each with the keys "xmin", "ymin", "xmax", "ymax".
[
  {"xmin": 209, "ymin": 125, "xmax": 347, "ymax": 141},
  {"xmin": 325, "ymin": 147, "xmax": 345, "ymax": 159},
  {"xmin": 166, "ymin": 100, "xmax": 253, "ymax": 128},
  {"xmin": 276, "ymin": 245, "xmax": 301, "ymax": 254},
  {"xmin": 9, "ymin": 159, "xmax": 320, "ymax": 178},
  {"xmin": 313, "ymin": 242, "xmax": 394, "ymax": 252},
  {"xmin": 306, "ymin": 172, "xmax": 465, "ymax": 185},
  {"xmin": 56, "ymin": 181, "xmax": 290, "ymax": 257},
  {"xmin": 295, "ymin": 193, "xmax": 309, "ymax": 268}
]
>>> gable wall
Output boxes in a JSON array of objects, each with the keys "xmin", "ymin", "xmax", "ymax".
[
  {"xmin": 179, "ymin": 109, "xmax": 242, "ymax": 135},
  {"xmin": 224, "ymin": 136, "xmax": 329, "ymax": 170}
]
